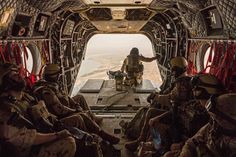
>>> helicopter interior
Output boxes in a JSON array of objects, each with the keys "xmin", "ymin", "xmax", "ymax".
[{"xmin": 0, "ymin": 0, "xmax": 236, "ymax": 157}]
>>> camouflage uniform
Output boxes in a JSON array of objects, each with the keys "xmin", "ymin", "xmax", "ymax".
[
  {"xmin": 0, "ymin": 96, "xmax": 76, "ymax": 157},
  {"xmin": 179, "ymin": 93, "xmax": 236, "ymax": 157},
  {"xmin": 125, "ymin": 75, "xmax": 194, "ymax": 151},
  {"xmin": 33, "ymin": 80, "xmax": 120, "ymax": 144},
  {"xmin": 153, "ymin": 75, "xmax": 193, "ymax": 109},
  {"xmin": 153, "ymin": 100, "xmax": 209, "ymax": 154},
  {"xmin": 33, "ymin": 80, "xmax": 86, "ymax": 117},
  {"xmin": 179, "ymin": 122, "xmax": 236, "ymax": 157},
  {"xmin": 121, "ymin": 47, "xmax": 157, "ymax": 86},
  {"xmin": 18, "ymin": 92, "xmax": 104, "ymax": 157}
]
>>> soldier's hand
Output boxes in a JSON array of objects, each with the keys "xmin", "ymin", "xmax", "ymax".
[{"xmin": 56, "ymin": 129, "xmax": 71, "ymax": 139}]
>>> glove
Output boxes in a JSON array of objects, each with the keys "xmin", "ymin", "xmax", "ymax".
[{"xmin": 56, "ymin": 129, "xmax": 71, "ymax": 139}]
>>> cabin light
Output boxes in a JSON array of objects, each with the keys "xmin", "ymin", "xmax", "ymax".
[
  {"xmin": 166, "ymin": 24, "xmax": 171, "ymax": 29},
  {"xmin": 128, "ymin": 26, "xmax": 132, "ymax": 29},
  {"xmin": 0, "ymin": 9, "xmax": 14, "ymax": 28},
  {"xmin": 92, "ymin": 0, "xmax": 101, "ymax": 4},
  {"xmin": 134, "ymin": 0, "xmax": 142, "ymax": 4},
  {"xmin": 210, "ymin": 12, "xmax": 216, "ymax": 24},
  {"xmin": 106, "ymin": 26, "xmax": 110, "ymax": 29}
]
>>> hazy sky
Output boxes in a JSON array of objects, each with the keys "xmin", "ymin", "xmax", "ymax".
[{"xmin": 85, "ymin": 34, "xmax": 155, "ymax": 57}]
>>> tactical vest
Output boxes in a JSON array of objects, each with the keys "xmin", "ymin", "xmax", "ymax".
[{"xmin": 126, "ymin": 55, "xmax": 144, "ymax": 76}]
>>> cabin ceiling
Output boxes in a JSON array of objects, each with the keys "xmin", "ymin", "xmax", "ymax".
[
  {"xmin": 81, "ymin": 8, "xmax": 156, "ymax": 32},
  {"xmin": 81, "ymin": 0, "xmax": 154, "ymax": 5}
]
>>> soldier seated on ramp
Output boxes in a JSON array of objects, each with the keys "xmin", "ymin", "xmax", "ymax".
[{"xmin": 121, "ymin": 47, "xmax": 157, "ymax": 86}]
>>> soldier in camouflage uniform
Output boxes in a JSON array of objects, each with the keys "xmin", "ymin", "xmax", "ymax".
[
  {"xmin": 125, "ymin": 57, "xmax": 193, "ymax": 151},
  {"xmin": 0, "ymin": 63, "xmax": 76, "ymax": 157},
  {"xmin": 162, "ymin": 74, "xmax": 225, "ymax": 157},
  {"xmin": 34, "ymin": 64, "xmax": 102, "ymax": 124},
  {"xmin": 121, "ymin": 47, "xmax": 157, "ymax": 86},
  {"xmin": 33, "ymin": 64, "xmax": 120, "ymax": 144},
  {"xmin": 179, "ymin": 93, "xmax": 236, "ymax": 157},
  {"xmin": 1, "ymin": 63, "xmax": 103, "ymax": 157}
]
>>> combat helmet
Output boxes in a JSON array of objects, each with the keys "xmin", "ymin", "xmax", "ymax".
[
  {"xmin": 130, "ymin": 47, "xmax": 139, "ymax": 56},
  {"xmin": 206, "ymin": 93, "xmax": 236, "ymax": 130},
  {"xmin": 191, "ymin": 74, "xmax": 223, "ymax": 99},
  {"xmin": 43, "ymin": 64, "xmax": 61, "ymax": 82},
  {"xmin": 169, "ymin": 56, "xmax": 188, "ymax": 78},
  {"xmin": 43, "ymin": 64, "xmax": 60, "ymax": 76}
]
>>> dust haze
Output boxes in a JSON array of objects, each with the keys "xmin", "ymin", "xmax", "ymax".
[{"xmin": 72, "ymin": 34, "xmax": 162, "ymax": 96}]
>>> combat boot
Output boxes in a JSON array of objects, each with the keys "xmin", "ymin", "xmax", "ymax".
[
  {"xmin": 98, "ymin": 130, "xmax": 120, "ymax": 144},
  {"xmin": 125, "ymin": 139, "xmax": 140, "ymax": 151}
]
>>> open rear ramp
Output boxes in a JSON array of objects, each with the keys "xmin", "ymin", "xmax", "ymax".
[
  {"xmin": 80, "ymin": 79, "xmax": 104, "ymax": 93},
  {"xmin": 134, "ymin": 79, "xmax": 156, "ymax": 93},
  {"xmin": 75, "ymin": 79, "xmax": 159, "ymax": 157}
]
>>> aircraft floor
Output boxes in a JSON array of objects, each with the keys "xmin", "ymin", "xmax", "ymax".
[{"xmin": 77, "ymin": 79, "xmax": 157, "ymax": 157}]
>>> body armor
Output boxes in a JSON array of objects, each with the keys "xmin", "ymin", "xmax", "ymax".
[{"xmin": 126, "ymin": 55, "xmax": 144, "ymax": 78}]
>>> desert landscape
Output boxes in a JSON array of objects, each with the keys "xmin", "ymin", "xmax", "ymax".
[{"xmin": 71, "ymin": 34, "xmax": 163, "ymax": 96}]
